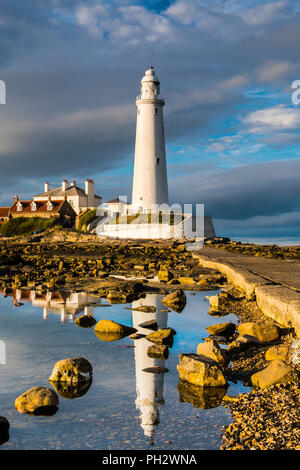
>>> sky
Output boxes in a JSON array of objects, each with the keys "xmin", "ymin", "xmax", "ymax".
[{"xmin": 0, "ymin": 0, "xmax": 299, "ymax": 240}]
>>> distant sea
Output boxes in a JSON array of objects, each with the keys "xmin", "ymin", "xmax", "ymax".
[{"xmin": 235, "ymin": 237, "xmax": 299, "ymax": 246}]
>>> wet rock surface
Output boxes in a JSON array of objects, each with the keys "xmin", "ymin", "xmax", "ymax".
[{"xmin": 15, "ymin": 387, "xmax": 59, "ymax": 416}]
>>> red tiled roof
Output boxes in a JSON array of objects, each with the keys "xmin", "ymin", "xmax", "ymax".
[
  {"xmin": 0, "ymin": 207, "xmax": 10, "ymax": 217},
  {"xmin": 10, "ymin": 200, "xmax": 64, "ymax": 214}
]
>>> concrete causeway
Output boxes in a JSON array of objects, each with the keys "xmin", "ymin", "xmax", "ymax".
[{"xmin": 193, "ymin": 247, "xmax": 300, "ymax": 337}]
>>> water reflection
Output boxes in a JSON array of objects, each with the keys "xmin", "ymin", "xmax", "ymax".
[
  {"xmin": 131, "ymin": 294, "xmax": 168, "ymax": 444},
  {"xmin": 0, "ymin": 288, "xmax": 103, "ymax": 322}
]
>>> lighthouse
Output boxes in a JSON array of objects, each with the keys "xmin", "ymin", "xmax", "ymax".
[{"xmin": 131, "ymin": 66, "xmax": 169, "ymax": 212}]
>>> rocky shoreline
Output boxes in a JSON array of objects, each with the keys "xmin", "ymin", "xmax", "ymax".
[{"xmin": 0, "ymin": 231, "xmax": 299, "ymax": 450}]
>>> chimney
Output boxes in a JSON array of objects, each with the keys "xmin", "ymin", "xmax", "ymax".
[
  {"xmin": 62, "ymin": 180, "xmax": 69, "ymax": 191},
  {"xmin": 14, "ymin": 195, "xmax": 19, "ymax": 203},
  {"xmin": 44, "ymin": 182, "xmax": 50, "ymax": 192},
  {"xmin": 72, "ymin": 181, "xmax": 76, "ymax": 187},
  {"xmin": 85, "ymin": 179, "xmax": 95, "ymax": 207}
]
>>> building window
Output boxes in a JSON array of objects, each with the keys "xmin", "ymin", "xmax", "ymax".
[
  {"xmin": 157, "ymin": 158, "xmax": 160, "ymax": 164},
  {"xmin": 16, "ymin": 202, "xmax": 22, "ymax": 212},
  {"xmin": 140, "ymin": 197, "xmax": 143, "ymax": 200},
  {"xmin": 155, "ymin": 108, "xmax": 158, "ymax": 115},
  {"xmin": 31, "ymin": 202, "xmax": 37, "ymax": 211},
  {"xmin": 46, "ymin": 202, "xmax": 53, "ymax": 211}
]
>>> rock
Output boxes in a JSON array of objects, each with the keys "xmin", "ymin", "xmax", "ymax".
[
  {"xmin": 237, "ymin": 322, "xmax": 280, "ymax": 343},
  {"xmin": 138, "ymin": 320, "xmax": 158, "ymax": 331},
  {"xmin": 203, "ymin": 335, "xmax": 228, "ymax": 344},
  {"xmin": 207, "ymin": 293, "xmax": 227, "ymax": 312},
  {"xmin": 177, "ymin": 354, "xmax": 227, "ymax": 387},
  {"xmin": 147, "ymin": 344, "xmax": 169, "ymax": 359},
  {"xmin": 177, "ymin": 381, "xmax": 227, "ymax": 409},
  {"xmin": 142, "ymin": 366, "xmax": 169, "ymax": 374},
  {"xmin": 162, "ymin": 289, "xmax": 186, "ymax": 313},
  {"xmin": 131, "ymin": 305, "xmax": 156, "ymax": 313},
  {"xmin": 15, "ymin": 387, "xmax": 59, "ymax": 415},
  {"xmin": 146, "ymin": 328, "xmax": 176, "ymax": 347},
  {"xmin": 94, "ymin": 331, "xmax": 125, "ymax": 342},
  {"xmin": 129, "ymin": 333, "xmax": 146, "ymax": 340},
  {"xmin": 251, "ymin": 360, "xmax": 294, "ymax": 389},
  {"xmin": 158, "ymin": 269, "xmax": 173, "ymax": 282},
  {"xmin": 49, "ymin": 357, "xmax": 92, "ymax": 384},
  {"xmin": 196, "ymin": 340, "xmax": 228, "ymax": 366},
  {"xmin": 227, "ymin": 334, "xmax": 259, "ymax": 357},
  {"xmin": 94, "ymin": 319, "xmax": 137, "ymax": 336},
  {"xmin": 75, "ymin": 314, "xmax": 97, "ymax": 328},
  {"xmin": 106, "ymin": 290, "xmax": 133, "ymax": 304},
  {"xmin": 178, "ymin": 276, "xmax": 196, "ymax": 285},
  {"xmin": 0, "ymin": 417, "xmax": 9, "ymax": 445},
  {"xmin": 265, "ymin": 344, "xmax": 289, "ymax": 362},
  {"xmin": 206, "ymin": 322, "xmax": 236, "ymax": 338},
  {"xmin": 50, "ymin": 379, "xmax": 92, "ymax": 399}
]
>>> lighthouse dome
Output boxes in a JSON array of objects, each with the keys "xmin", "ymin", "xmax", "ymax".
[{"xmin": 141, "ymin": 66, "xmax": 159, "ymax": 83}]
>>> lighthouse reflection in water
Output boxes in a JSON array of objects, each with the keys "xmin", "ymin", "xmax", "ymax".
[{"xmin": 132, "ymin": 294, "xmax": 168, "ymax": 444}]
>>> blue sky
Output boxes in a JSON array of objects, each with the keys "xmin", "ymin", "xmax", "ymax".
[{"xmin": 0, "ymin": 0, "xmax": 299, "ymax": 239}]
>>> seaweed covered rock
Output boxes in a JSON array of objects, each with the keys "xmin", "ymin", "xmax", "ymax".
[
  {"xmin": 15, "ymin": 387, "xmax": 59, "ymax": 415},
  {"xmin": 48, "ymin": 357, "xmax": 93, "ymax": 384}
]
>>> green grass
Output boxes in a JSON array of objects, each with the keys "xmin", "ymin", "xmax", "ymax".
[
  {"xmin": 0, "ymin": 217, "xmax": 57, "ymax": 237},
  {"xmin": 109, "ymin": 212, "xmax": 184, "ymax": 225},
  {"xmin": 77, "ymin": 209, "xmax": 97, "ymax": 231}
]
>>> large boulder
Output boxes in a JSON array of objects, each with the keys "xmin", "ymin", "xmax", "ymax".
[
  {"xmin": 196, "ymin": 340, "xmax": 228, "ymax": 366},
  {"xmin": 75, "ymin": 315, "xmax": 97, "ymax": 328},
  {"xmin": 177, "ymin": 354, "xmax": 227, "ymax": 387},
  {"xmin": 15, "ymin": 387, "xmax": 59, "ymax": 415},
  {"xmin": 251, "ymin": 360, "xmax": 294, "ymax": 389},
  {"xmin": 162, "ymin": 289, "xmax": 186, "ymax": 313},
  {"xmin": 237, "ymin": 322, "xmax": 280, "ymax": 343},
  {"xmin": 48, "ymin": 357, "xmax": 93, "ymax": 384},
  {"xmin": 265, "ymin": 344, "xmax": 289, "ymax": 362},
  {"xmin": 94, "ymin": 319, "xmax": 137, "ymax": 336},
  {"xmin": 206, "ymin": 322, "xmax": 236, "ymax": 339},
  {"xmin": 146, "ymin": 328, "xmax": 176, "ymax": 347}
]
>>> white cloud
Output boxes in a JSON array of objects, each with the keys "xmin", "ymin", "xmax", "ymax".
[
  {"xmin": 243, "ymin": 0, "xmax": 289, "ymax": 25},
  {"xmin": 75, "ymin": 2, "xmax": 174, "ymax": 44},
  {"xmin": 242, "ymin": 104, "xmax": 300, "ymax": 133},
  {"xmin": 256, "ymin": 59, "xmax": 296, "ymax": 83}
]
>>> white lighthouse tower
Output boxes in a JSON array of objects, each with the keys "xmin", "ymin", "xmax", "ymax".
[{"xmin": 131, "ymin": 66, "xmax": 169, "ymax": 212}]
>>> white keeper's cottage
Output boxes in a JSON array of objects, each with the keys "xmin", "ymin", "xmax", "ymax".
[{"xmin": 34, "ymin": 179, "xmax": 102, "ymax": 215}]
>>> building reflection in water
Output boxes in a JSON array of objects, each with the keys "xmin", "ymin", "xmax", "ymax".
[
  {"xmin": 0, "ymin": 288, "xmax": 103, "ymax": 323},
  {"xmin": 131, "ymin": 293, "xmax": 169, "ymax": 444}
]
